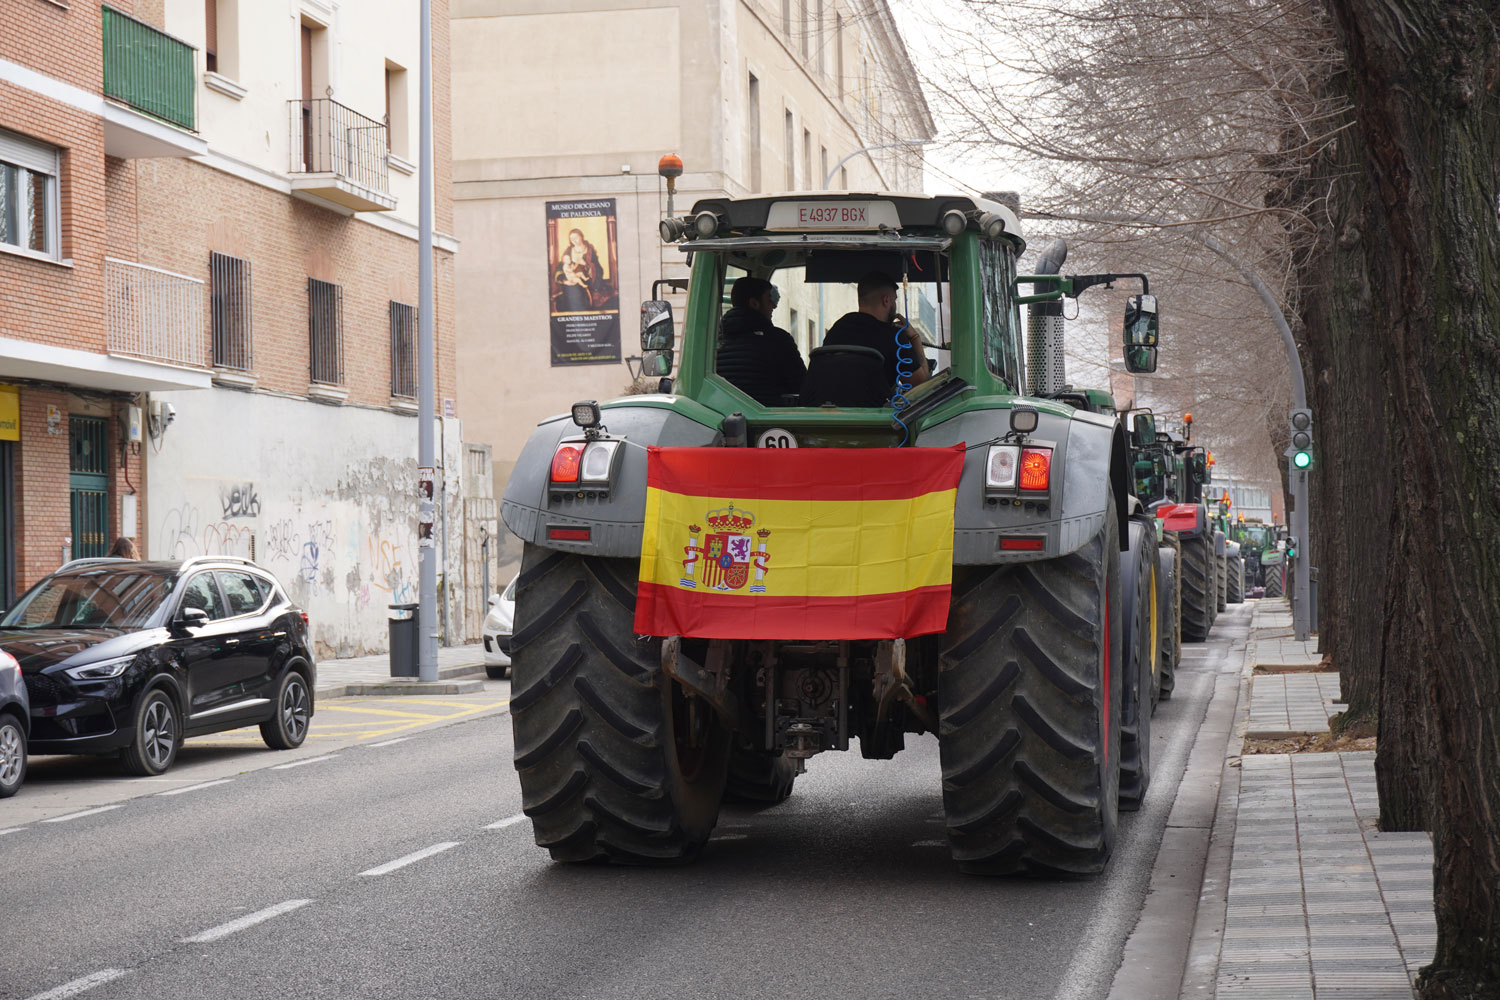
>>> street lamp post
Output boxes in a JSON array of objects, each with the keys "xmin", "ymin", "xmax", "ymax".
[
  {"xmin": 816, "ymin": 140, "xmax": 931, "ymax": 336},
  {"xmin": 416, "ymin": 0, "xmax": 437, "ymax": 681}
]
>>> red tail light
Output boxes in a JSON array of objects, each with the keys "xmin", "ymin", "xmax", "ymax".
[
  {"xmin": 299, "ymin": 611, "xmax": 310, "ymax": 628},
  {"xmin": 550, "ymin": 443, "xmax": 585, "ymax": 483},
  {"xmin": 1000, "ymin": 537, "xmax": 1046, "ymax": 551},
  {"xmin": 1019, "ymin": 448, "xmax": 1052, "ymax": 491}
]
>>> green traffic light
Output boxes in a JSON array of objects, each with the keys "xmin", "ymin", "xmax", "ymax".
[{"xmin": 1293, "ymin": 450, "xmax": 1312, "ymax": 469}]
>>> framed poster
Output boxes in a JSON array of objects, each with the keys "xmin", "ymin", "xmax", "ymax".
[{"xmin": 546, "ymin": 198, "xmax": 622, "ymax": 366}]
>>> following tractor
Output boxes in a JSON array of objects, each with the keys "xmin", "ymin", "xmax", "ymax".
[
  {"xmin": 501, "ymin": 190, "xmax": 1161, "ymax": 875},
  {"xmin": 1210, "ymin": 494, "xmax": 1245, "ymax": 604},
  {"xmin": 1137, "ymin": 418, "xmax": 1219, "ymax": 645}
]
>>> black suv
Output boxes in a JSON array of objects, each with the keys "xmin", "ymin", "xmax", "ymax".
[{"xmin": 1, "ymin": 557, "xmax": 315, "ymax": 776}]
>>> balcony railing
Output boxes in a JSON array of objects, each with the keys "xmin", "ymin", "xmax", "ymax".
[
  {"xmin": 288, "ymin": 99, "xmax": 390, "ymax": 194},
  {"xmin": 102, "ymin": 6, "xmax": 196, "ymax": 132},
  {"xmin": 106, "ymin": 258, "xmax": 208, "ymax": 369}
]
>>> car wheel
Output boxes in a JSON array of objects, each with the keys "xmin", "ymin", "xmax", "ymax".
[
  {"xmin": 260, "ymin": 670, "xmax": 311, "ymax": 750},
  {"xmin": 120, "ymin": 689, "xmax": 180, "ymax": 776},
  {"xmin": 0, "ymin": 711, "xmax": 27, "ymax": 798},
  {"xmin": 486, "ymin": 664, "xmax": 509, "ymax": 680}
]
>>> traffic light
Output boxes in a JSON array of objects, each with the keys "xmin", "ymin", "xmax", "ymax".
[{"xmin": 1289, "ymin": 408, "xmax": 1313, "ymax": 469}]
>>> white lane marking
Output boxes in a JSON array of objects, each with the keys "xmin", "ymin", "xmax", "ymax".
[
  {"xmin": 180, "ymin": 899, "xmax": 314, "ymax": 944},
  {"xmin": 24, "ymin": 968, "xmax": 130, "ymax": 999},
  {"xmin": 157, "ymin": 778, "xmax": 234, "ymax": 797},
  {"xmin": 359, "ymin": 841, "xmax": 461, "ymax": 876},
  {"xmin": 368, "ymin": 737, "xmax": 412, "ymax": 747},
  {"xmin": 0, "ymin": 826, "xmax": 25, "ymax": 836},
  {"xmin": 484, "ymin": 814, "xmax": 526, "ymax": 830},
  {"xmin": 41, "ymin": 805, "xmax": 124, "ymax": 824},
  {"xmin": 271, "ymin": 754, "xmax": 338, "ymax": 770}
]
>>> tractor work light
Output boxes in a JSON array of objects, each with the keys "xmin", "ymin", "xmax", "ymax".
[
  {"xmin": 1009, "ymin": 406, "xmax": 1040, "ymax": 435},
  {"xmin": 659, "ymin": 218, "xmax": 686, "ymax": 243},
  {"xmin": 571, "ymin": 400, "xmax": 601, "ymax": 429},
  {"xmin": 979, "ymin": 212, "xmax": 1007, "ymax": 239},
  {"xmin": 1019, "ymin": 448, "xmax": 1052, "ymax": 492},
  {"xmin": 940, "ymin": 209, "xmax": 967, "ymax": 236},
  {"xmin": 693, "ymin": 210, "xmax": 722, "ymax": 238}
]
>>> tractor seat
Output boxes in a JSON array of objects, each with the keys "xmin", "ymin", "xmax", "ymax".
[{"xmin": 799, "ymin": 344, "xmax": 889, "ymax": 407}]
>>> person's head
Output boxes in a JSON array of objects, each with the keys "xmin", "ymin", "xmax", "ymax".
[
  {"xmin": 731, "ymin": 276, "xmax": 780, "ymax": 320},
  {"xmin": 857, "ymin": 271, "xmax": 899, "ymax": 322},
  {"xmin": 108, "ymin": 537, "xmax": 139, "ymax": 560}
]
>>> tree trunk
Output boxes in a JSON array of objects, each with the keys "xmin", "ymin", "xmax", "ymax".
[{"xmin": 1323, "ymin": 1, "xmax": 1500, "ymax": 994}]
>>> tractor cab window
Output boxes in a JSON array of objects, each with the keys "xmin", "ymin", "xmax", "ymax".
[{"xmin": 979, "ymin": 239, "xmax": 1021, "ymax": 391}]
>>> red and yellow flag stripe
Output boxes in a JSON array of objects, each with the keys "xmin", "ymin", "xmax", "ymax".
[{"xmin": 633, "ymin": 445, "xmax": 965, "ymax": 640}]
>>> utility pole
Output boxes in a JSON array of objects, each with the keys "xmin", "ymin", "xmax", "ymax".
[{"xmin": 416, "ymin": 0, "xmax": 438, "ymax": 681}]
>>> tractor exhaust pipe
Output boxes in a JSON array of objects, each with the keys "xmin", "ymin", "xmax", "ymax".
[{"xmin": 1026, "ymin": 239, "xmax": 1068, "ymax": 397}]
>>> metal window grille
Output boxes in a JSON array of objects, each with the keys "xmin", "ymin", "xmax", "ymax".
[
  {"xmin": 308, "ymin": 277, "xmax": 344, "ymax": 385},
  {"xmin": 69, "ymin": 417, "xmax": 110, "ymax": 559},
  {"xmin": 390, "ymin": 300, "xmax": 417, "ymax": 399},
  {"xmin": 210, "ymin": 251, "xmax": 252, "ymax": 370}
]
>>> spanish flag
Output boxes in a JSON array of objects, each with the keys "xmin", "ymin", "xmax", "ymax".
[{"xmin": 634, "ymin": 445, "xmax": 965, "ymax": 640}]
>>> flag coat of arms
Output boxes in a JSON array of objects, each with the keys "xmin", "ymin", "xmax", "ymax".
[{"xmin": 634, "ymin": 445, "xmax": 965, "ymax": 640}]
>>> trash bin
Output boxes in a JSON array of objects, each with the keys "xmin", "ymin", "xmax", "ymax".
[{"xmin": 388, "ymin": 603, "xmax": 420, "ymax": 677}]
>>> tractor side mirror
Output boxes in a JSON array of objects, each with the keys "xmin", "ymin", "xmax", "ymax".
[
  {"xmin": 1131, "ymin": 411, "xmax": 1155, "ymax": 448},
  {"xmin": 1191, "ymin": 452, "xmax": 1210, "ymax": 485},
  {"xmin": 642, "ymin": 349, "xmax": 674, "ymax": 377},
  {"xmin": 1123, "ymin": 294, "xmax": 1159, "ymax": 374},
  {"xmin": 641, "ymin": 300, "xmax": 674, "ymax": 351}
]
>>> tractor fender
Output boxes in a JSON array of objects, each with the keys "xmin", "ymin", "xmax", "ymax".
[
  {"xmin": 920, "ymin": 405, "xmax": 1126, "ymax": 564},
  {"xmin": 1153, "ymin": 502, "xmax": 1207, "ymax": 538},
  {"xmin": 500, "ymin": 403, "xmax": 717, "ymax": 557}
]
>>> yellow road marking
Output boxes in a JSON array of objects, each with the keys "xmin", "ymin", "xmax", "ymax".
[
  {"xmin": 315, "ymin": 705, "xmax": 447, "ymax": 720},
  {"xmin": 367, "ymin": 698, "xmax": 496, "ymax": 709},
  {"xmin": 193, "ymin": 700, "xmax": 510, "ymax": 747}
]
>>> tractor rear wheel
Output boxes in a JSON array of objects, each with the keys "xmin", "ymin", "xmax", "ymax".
[
  {"xmin": 1216, "ymin": 552, "xmax": 1228, "ymax": 613},
  {"xmin": 1180, "ymin": 532, "xmax": 1214, "ymax": 642},
  {"xmin": 509, "ymin": 546, "xmax": 731, "ymax": 864},
  {"xmin": 1227, "ymin": 555, "xmax": 1244, "ymax": 603},
  {"xmin": 1265, "ymin": 562, "xmax": 1285, "ymax": 598},
  {"xmin": 724, "ymin": 748, "xmax": 797, "ymax": 805},
  {"xmin": 937, "ymin": 497, "xmax": 1122, "ymax": 876},
  {"xmin": 1119, "ymin": 516, "xmax": 1158, "ymax": 811},
  {"xmin": 1155, "ymin": 540, "xmax": 1180, "ymax": 701}
]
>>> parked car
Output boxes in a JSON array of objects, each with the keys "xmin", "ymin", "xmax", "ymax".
[
  {"xmin": 482, "ymin": 574, "xmax": 516, "ymax": 679},
  {"xmin": 1, "ymin": 556, "xmax": 315, "ymax": 777},
  {"xmin": 0, "ymin": 649, "xmax": 28, "ymax": 797}
]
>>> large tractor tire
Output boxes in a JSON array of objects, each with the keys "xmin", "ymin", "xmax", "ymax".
[
  {"xmin": 937, "ymin": 496, "xmax": 1122, "ymax": 876},
  {"xmin": 1227, "ymin": 555, "xmax": 1244, "ymax": 604},
  {"xmin": 1155, "ymin": 539, "xmax": 1181, "ymax": 701},
  {"xmin": 1216, "ymin": 554, "xmax": 1228, "ymax": 613},
  {"xmin": 1119, "ymin": 515, "xmax": 1159, "ymax": 811},
  {"xmin": 509, "ymin": 546, "xmax": 731, "ymax": 864},
  {"xmin": 1180, "ymin": 532, "xmax": 1214, "ymax": 642},
  {"xmin": 723, "ymin": 748, "xmax": 797, "ymax": 805},
  {"xmin": 1264, "ymin": 561, "xmax": 1285, "ymax": 598}
]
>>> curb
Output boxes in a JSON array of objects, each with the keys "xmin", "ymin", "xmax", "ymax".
[{"xmin": 314, "ymin": 662, "xmax": 488, "ymax": 700}]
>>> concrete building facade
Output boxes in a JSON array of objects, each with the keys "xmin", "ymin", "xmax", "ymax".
[
  {"xmin": 451, "ymin": 0, "xmax": 934, "ymax": 520},
  {"xmin": 1, "ymin": 0, "xmax": 482, "ymax": 656}
]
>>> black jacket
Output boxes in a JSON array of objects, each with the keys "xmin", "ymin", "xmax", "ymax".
[
  {"xmin": 822, "ymin": 310, "xmax": 913, "ymax": 390},
  {"xmin": 716, "ymin": 307, "xmax": 807, "ymax": 406}
]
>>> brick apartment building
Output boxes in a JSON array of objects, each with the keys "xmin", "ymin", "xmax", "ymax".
[{"xmin": 0, "ymin": 0, "xmax": 481, "ymax": 655}]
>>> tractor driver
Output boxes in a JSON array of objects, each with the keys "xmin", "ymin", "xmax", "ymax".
[
  {"xmin": 716, "ymin": 276, "xmax": 807, "ymax": 406},
  {"xmin": 823, "ymin": 271, "xmax": 931, "ymax": 394}
]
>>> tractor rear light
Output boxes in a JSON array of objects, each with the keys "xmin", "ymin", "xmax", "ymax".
[
  {"xmin": 1019, "ymin": 448, "xmax": 1052, "ymax": 491},
  {"xmin": 1000, "ymin": 537, "xmax": 1046, "ymax": 551},
  {"xmin": 985, "ymin": 445, "xmax": 1020, "ymax": 489},
  {"xmin": 550, "ymin": 443, "xmax": 585, "ymax": 483},
  {"xmin": 579, "ymin": 441, "xmax": 621, "ymax": 484},
  {"xmin": 547, "ymin": 525, "xmax": 591, "ymax": 542}
]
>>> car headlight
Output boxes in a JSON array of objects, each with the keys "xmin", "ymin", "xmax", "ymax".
[{"xmin": 64, "ymin": 655, "xmax": 135, "ymax": 681}]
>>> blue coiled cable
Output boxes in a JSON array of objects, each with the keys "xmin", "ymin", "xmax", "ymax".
[{"xmin": 890, "ymin": 281, "xmax": 914, "ymax": 447}]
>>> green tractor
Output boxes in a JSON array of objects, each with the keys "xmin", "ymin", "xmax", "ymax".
[
  {"xmin": 501, "ymin": 191, "xmax": 1162, "ymax": 874},
  {"xmin": 1137, "ymin": 420, "xmax": 1219, "ymax": 645},
  {"xmin": 1233, "ymin": 517, "xmax": 1286, "ymax": 597},
  {"xmin": 1209, "ymin": 493, "xmax": 1245, "ymax": 604}
]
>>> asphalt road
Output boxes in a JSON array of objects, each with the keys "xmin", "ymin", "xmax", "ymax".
[{"xmin": 2, "ymin": 610, "xmax": 1247, "ymax": 1000}]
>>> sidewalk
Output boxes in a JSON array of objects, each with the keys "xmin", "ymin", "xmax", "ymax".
[
  {"xmin": 1198, "ymin": 598, "xmax": 1436, "ymax": 999},
  {"xmin": 312, "ymin": 642, "xmax": 489, "ymax": 699}
]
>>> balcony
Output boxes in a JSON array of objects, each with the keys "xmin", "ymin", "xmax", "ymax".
[
  {"xmin": 105, "ymin": 258, "xmax": 209, "ymax": 371},
  {"xmin": 287, "ymin": 99, "xmax": 396, "ymax": 213},
  {"xmin": 100, "ymin": 6, "xmax": 207, "ymax": 159}
]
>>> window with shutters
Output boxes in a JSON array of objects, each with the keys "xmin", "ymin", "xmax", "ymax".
[{"xmin": 0, "ymin": 129, "xmax": 59, "ymax": 260}]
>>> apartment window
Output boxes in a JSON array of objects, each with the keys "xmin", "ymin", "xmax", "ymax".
[
  {"xmin": 801, "ymin": 0, "xmax": 810, "ymax": 58},
  {"xmin": 307, "ymin": 277, "xmax": 344, "ymax": 385},
  {"xmin": 806, "ymin": 318, "xmax": 816, "ymax": 353},
  {"xmin": 820, "ymin": 146, "xmax": 828, "ymax": 190},
  {"xmin": 748, "ymin": 73, "xmax": 761, "ymax": 192},
  {"xmin": 814, "ymin": 0, "xmax": 824, "ymax": 74},
  {"xmin": 385, "ymin": 62, "xmax": 409, "ymax": 157},
  {"xmin": 390, "ymin": 300, "xmax": 417, "ymax": 399},
  {"xmin": 836, "ymin": 13, "xmax": 844, "ymax": 99},
  {"xmin": 789, "ymin": 308, "xmax": 800, "ymax": 345},
  {"xmin": 802, "ymin": 129, "xmax": 811, "ymax": 192},
  {"xmin": 840, "ymin": 165, "xmax": 847, "ymax": 190},
  {"xmin": 210, "ymin": 252, "xmax": 252, "ymax": 370},
  {"xmin": 205, "ymin": 0, "xmax": 238, "ymax": 78},
  {"xmin": 0, "ymin": 129, "xmax": 59, "ymax": 259},
  {"xmin": 784, "ymin": 111, "xmax": 795, "ymax": 189},
  {"xmin": 782, "ymin": 0, "xmax": 791, "ymax": 33}
]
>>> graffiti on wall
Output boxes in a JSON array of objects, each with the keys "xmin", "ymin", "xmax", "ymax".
[
  {"xmin": 219, "ymin": 482, "xmax": 261, "ymax": 520},
  {"xmin": 157, "ymin": 502, "xmax": 256, "ymax": 560}
]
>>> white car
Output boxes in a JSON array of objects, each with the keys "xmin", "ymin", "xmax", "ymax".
[{"xmin": 482, "ymin": 574, "xmax": 516, "ymax": 679}]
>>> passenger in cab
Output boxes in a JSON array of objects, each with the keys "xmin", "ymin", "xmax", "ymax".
[
  {"xmin": 716, "ymin": 277, "xmax": 806, "ymax": 406},
  {"xmin": 823, "ymin": 271, "xmax": 931, "ymax": 394}
]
